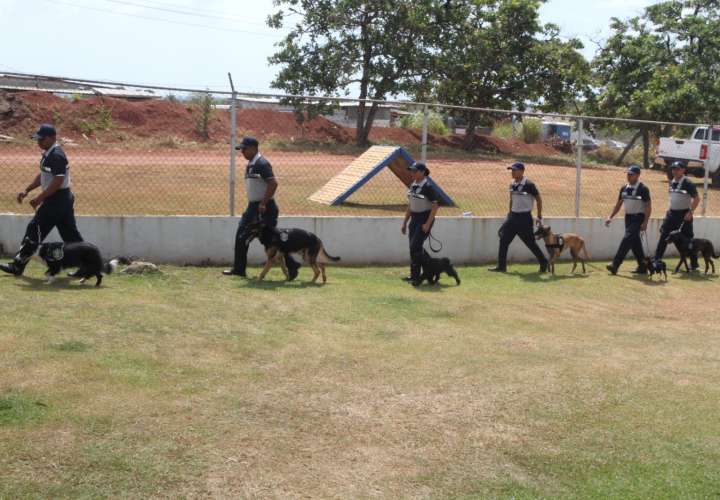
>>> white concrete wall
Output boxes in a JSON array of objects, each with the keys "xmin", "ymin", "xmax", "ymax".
[{"xmin": 2, "ymin": 214, "xmax": 719, "ymax": 265}]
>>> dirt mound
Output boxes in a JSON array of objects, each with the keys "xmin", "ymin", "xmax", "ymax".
[{"xmin": 0, "ymin": 90, "xmax": 562, "ymax": 157}]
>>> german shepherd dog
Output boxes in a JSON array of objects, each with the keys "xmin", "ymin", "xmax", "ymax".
[
  {"xmin": 37, "ymin": 242, "xmax": 116, "ymax": 286},
  {"xmin": 420, "ymin": 254, "xmax": 461, "ymax": 285},
  {"xmin": 533, "ymin": 225, "xmax": 590, "ymax": 274},
  {"xmin": 247, "ymin": 222, "xmax": 340, "ymax": 283},
  {"xmin": 665, "ymin": 231, "xmax": 718, "ymax": 274}
]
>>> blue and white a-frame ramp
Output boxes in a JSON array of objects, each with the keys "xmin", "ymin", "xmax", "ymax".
[{"xmin": 309, "ymin": 146, "xmax": 455, "ymax": 207}]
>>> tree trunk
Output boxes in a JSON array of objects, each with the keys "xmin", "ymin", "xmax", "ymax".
[
  {"xmin": 616, "ymin": 130, "xmax": 643, "ymax": 166},
  {"xmin": 355, "ymin": 16, "xmax": 372, "ymax": 147},
  {"xmin": 358, "ymin": 102, "xmax": 379, "ymax": 147},
  {"xmin": 642, "ymin": 128, "xmax": 650, "ymax": 169},
  {"xmin": 463, "ymin": 115, "xmax": 478, "ymax": 150}
]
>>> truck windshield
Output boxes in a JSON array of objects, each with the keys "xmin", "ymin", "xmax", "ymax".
[{"xmin": 693, "ymin": 128, "xmax": 720, "ymax": 141}]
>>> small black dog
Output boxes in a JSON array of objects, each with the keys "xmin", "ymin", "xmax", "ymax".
[
  {"xmin": 420, "ymin": 254, "xmax": 461, "ymax": 285},
  {"xmin": 643, "ymin": 257, "xmax": 667, "ymax": 281},
  {"xmin": 37, "ymin": 242, "xmax": 115, "ymax": 286},
  {"xmin": 665, "ymin": 231, "xmax": 718, "ymax": 274}
]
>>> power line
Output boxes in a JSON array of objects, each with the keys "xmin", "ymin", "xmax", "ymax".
[
  {"xmin": 97, "ymin": 0, "xmax": 269, "ymax": 27},
  {"xmin": 36, "ymin": 0, "xmax": 285, "ymax": 38},
  {"xmin": 116, "ymin": 0, "xmax": 271, "ymax": 22}
]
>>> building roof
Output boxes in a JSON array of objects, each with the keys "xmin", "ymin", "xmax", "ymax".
[{"xmin": 0, "ymin": 74, "xmax": 157, "ymax": 99}]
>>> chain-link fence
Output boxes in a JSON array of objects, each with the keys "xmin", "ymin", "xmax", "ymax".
[{"xmin": 1, "ymin": 72, "xmax": 718, "ymax": 218}]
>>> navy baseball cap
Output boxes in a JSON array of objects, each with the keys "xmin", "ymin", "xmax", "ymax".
[
  {"xmin": 31, "ymin": 124, "xmax": 56, "ymax": 139},
  {"xmin": 408, "ymin": 162, "xmax": 430, "ymax": 175},
  {"xmin": 626, "ymin": 165, "xmax": 641, "ymax": 175},
  {"xmin": 670, "ymin": 160, "xmax": 686, "ymax": 169},
  {"xmin": 236, "ymin": 136, "xmax": 259, "ymax": 150},
  {"xmin": 507, "ymin": 162, "xmax": 525, "ymax": 171}
]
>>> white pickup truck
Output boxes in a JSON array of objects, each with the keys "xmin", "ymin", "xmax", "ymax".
[{"xmin": 656, "ymin": 126, "xmax": 720, "ymax": 184}]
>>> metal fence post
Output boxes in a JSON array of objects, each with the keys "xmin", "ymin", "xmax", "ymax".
[
  {"xmin": 228, "ymin": 73, "xmax": 237, "ymax": 217},
  {"xmin": 575, "ymin": 118, "xmax": 583, "ymax": 218},
  {"xmin": 421, "ymin": 105, "xmax": 429, "ymax": 163},
  {"xmin": 702, "ymin": 123, "xmax": 712, "ymax": 217}
]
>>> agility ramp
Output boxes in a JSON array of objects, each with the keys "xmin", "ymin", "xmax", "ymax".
[{"xmin": 309, "ymin": 146, "xmax": 455, "ymax": 206}]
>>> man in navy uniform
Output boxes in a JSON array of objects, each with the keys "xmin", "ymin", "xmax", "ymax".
[
  {"xmin": 223, "ymin": 137, "xmax": 300, "ymax": 279},
  {"xmin": 605, "ymin": 165, "xmax": 652, "ymax": 275},
  {"xmin": 654, "ymin": 161, "xmax": 700, "ymax": 270},
  {"xmin": 401, "ymin": 162, "xmax": 440, "ymax": 286},
  {"xmin": 1, "ymin": 124, "xmax": 83, "ymax": 276},
  {"xmin": 489, "ymin": 162, "xmax": 548, "ymax": 273}
]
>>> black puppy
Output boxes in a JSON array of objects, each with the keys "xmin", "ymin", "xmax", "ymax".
[
  {"xmin": 643, "ymin": 257, "xmax": 667, "ymax": 281},
  {"xmin": 37, "ymin": 242, "xmax": 115, "ymax": 286},
  {"xmin": 665, "ymin": 231, "xmax": 718, "ymax": 274},
  {"xmin": 420, "ymin": 254, "xmax": 461, "ymax": 285}
]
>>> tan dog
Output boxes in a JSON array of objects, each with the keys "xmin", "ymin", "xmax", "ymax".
[{"xmin": 533, "ymin": 225, "xmax": 590, "ymax": 274}]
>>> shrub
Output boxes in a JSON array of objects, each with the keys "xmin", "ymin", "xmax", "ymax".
[
  {"xmin": 192, "ymin": 93, "xmax": 214, "ymax": 140},
  {"xmin": 492, "ymin": 121, "xmax": 518, "ymax": 140},
  {"xmin": 521, "ymin": 117, "xmax": 542, "ymax": 144},
  {"xmin": 400, "ymin": 111, "xmax": 449, "ymax": 136}
]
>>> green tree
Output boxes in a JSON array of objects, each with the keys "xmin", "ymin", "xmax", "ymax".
[
  {"xmin": 430, "ymin": 0, "xmax": 589, "ymax": 147},
  {"xmin": 591, "ymin": 1, "xmax": 720, "ymax": 167},
  {"xmin": 267, "ymin": 0, "xmax": 444, "ymax": 146}
]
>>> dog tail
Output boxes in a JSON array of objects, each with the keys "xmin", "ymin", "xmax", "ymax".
[
  {"xmin": 582, "ymin": 244, "xmax": 591, "ymax": 261},
  {"xmin": 318, "ymin": 246, "xmax": 341, "ymax": 264},
  {"xmin": 103, "ymin": 258, "xmax": 120, "ymax": 275}
]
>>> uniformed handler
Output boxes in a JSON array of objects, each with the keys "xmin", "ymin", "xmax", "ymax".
[
  {"xmin": 1, "ymin": 124, "xmax": 83, "ymax": 276},
  {"xmin": 489, "ymin": 162, "xmax": 548, "ymax": 273},
  {"xmin": 223, "ymin": 137, "xmax": 300, "ymax": 279},
  {"xmin": 604, "ymin": 165, "xmax": 652, "ymax": 275},
  {"xmin": 401, "ymin": 162, "xmax": 439, "ymax": 286},
  {"xmin": 653, "ymin": 161, "xmax": 700, "ymax": 270}
]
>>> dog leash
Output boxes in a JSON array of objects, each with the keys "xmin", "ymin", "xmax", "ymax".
[{"xmin": 428, "ymin": 231, "xmax": 443, "ymax": 253}]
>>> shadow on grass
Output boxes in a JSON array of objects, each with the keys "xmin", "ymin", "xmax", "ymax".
[
  {"xmin": 412, "ymin": 282, "xmax": 460, "ymax": 293},
  {"xmin": 240, "ymin": 278, "xmax": 327, "ymax": 290},
  {"xmin": 671, "ymin": 271, "xmax": 719, "ymax": 282},
  {"xmin": 12, "ymin": 275, "xmax": 102, "ymax": 292},
  {"xmin": 509, "ymin": 271, "xmax": 590, "ymax": 283},
  {"xmin": 615, "ymin": 274, "xmax": 669, "ymax": 287}
]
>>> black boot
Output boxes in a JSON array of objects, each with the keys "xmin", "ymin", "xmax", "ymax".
[{"xmin": 0, "ymin": 261, "xmax": 25, "ymax": 276}]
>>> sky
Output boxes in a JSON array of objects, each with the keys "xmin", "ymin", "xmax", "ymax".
[{"xmin": 0, "ymin": 0, "xmax": 659, "ymax": 95}]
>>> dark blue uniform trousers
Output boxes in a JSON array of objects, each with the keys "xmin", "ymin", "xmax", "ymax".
[
  {"xmin": 611, "ymin": 213, "xmax": 645, "ymax": 270},
  {"xmin": 14, "ymin": 189, "xmax": 83, "ymax": 271},
  {"xmin": 654, "ymin": 209, "xmax": 698, "ymax": 268},
  {"xmin": 232, "ymin": 200, "xmax": 297, "ymax": 275},
  {"xmin": 408, "ymin": 211, "xmax": 432, "ymax": 280},
  {"xmin": 496, "ymin": 212, "xmax": 547, "ymax": 271}
]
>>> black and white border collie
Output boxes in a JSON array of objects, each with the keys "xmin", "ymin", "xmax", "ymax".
[{"xmin": 37, "ymin": 242, "xmax": 117, "ymax": 286}]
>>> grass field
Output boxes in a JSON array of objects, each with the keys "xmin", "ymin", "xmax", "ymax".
[
  {"xmin": 2, "ymin": 263, "xmax": 719, "ymax": 498},
  {"xmin": 2, "ymin": 145, "xmax": 719, "ymax": 217}
]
